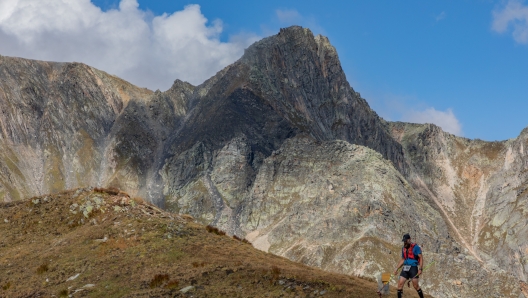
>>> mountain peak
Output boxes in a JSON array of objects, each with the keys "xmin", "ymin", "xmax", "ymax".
[{"xmin": 235, "ymin": 26, "xmax": 407, "ymax": 173}]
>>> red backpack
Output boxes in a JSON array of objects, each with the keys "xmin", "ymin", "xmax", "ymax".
[{"xmin": 403, "ymin": 243, "xmax": 420, "ymax": 261}]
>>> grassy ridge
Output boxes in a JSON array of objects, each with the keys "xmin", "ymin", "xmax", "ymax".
[{"xmin": 0, "ymin": 188, "xmax": 428, "ymax": 297}]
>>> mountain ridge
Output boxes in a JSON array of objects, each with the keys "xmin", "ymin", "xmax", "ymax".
[{"xmin": 0, "ymin": 26, "xmax": 526, "ymax": 297}]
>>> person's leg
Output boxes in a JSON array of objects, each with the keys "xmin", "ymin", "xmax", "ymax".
[
  {"xmin": 412, "ymin": 278, "xmax": 424, "ymax": 298},
  {"xmin": 397, "ymin": 276, "xmax": 406, "ymax": 298}
]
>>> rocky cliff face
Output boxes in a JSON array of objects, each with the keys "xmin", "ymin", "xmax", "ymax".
[
  {"xmin": 0, "ymin": 27, "xmax": 526, "ymax": 297},
  {"xmin": 0, "ymin": 56, "xmax": 151, "ymax": 201},
  {"xmin": 390, "ymin": 122, "xmax": 528, "ymax": 296}
]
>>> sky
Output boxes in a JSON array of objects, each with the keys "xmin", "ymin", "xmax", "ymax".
[{"xmin": 0, "ymin": 0, "xmax": 527, "ymax": 141}]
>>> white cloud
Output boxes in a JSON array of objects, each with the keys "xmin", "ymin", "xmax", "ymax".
[
  {"xmin": 492, "ymin": 0, "xmax": 528, "ymax": 44},
  {"xmin": 0, "ymin": 0, "xmax": 260, "ymax": 90},
  {"xmin": 436, "ymin": 11, "xmax": 446, "ymax": 21},
  {"xmin": 403, "ymin": 108, "xmax": 463, "ymax": 136},
  {"xmin": 276, "ymin": 9, "xmax": 302, "ymax": 24},
  {"xmin": 272, "ymin": 8, "xmax": 325, "ymax": 35},
  {"xmin": 363, "ymin": 92, "xmax": 463, "ymax": 136}
]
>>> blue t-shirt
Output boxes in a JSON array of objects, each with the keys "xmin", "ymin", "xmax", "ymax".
[{"xmin": 402, "ymin": 244, "xmax": 422, "ymax": 266}]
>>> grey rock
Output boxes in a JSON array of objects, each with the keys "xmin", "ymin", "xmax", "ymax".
[
  {"xmin": 0, "ymin": 26, "xmax": 527, "ymax": 297},
  {"xmin": 180, "ymin": 286, "xmax": 194, "ymax": 293},
  {"xmin": 66, "ymin": 273, "xmax": 80, "ymax": 281}
]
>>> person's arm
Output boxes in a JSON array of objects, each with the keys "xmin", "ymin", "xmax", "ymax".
[
  {"xmin": 418, "ymin": 253, "xmax": 423, "ymax": 274},
  {"xmin": 393, "ymin": 258, "xmax": 404, "ymax": 275}
]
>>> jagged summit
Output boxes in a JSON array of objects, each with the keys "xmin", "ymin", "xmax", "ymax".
[{"xmin": 226, "ymin": 26, "xmax": 406, "ymax": 172}]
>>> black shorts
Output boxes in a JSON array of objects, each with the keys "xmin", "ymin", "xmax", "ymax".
[{"xmin": 400, "ymin": 266, "xmax": 419, "ymax": 279}]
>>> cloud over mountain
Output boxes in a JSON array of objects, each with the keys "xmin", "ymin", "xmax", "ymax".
[
  {"xmin": 0, "ymin": 0, "xmax": 258, "ymax": 90},
  {"xmin": 403, "ymin": 107, "xmax": 463, "ymax": 136}
]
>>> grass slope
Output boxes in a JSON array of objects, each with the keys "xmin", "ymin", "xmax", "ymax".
[{"xmin": 0, "ymin": 188, "xmax": 429, "ymax": 297}]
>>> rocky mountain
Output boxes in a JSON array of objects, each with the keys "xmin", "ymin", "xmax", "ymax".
[{"xmin": 0, "ymin": 26, "xmax": 526, "ymax": 297}]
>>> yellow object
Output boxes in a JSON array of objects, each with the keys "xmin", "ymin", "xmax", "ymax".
[{"xmin": 381, "ymin": 273, "xmax": 391, "ymax": 283}]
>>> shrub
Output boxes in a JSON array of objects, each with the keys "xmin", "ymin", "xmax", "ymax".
[
  {"xmin": 205, "ymin": 225, "xmax": 226, "ymax": 236},
  {"xmin": 58, "ymin": 289, "xmax": 68, "ymax": 297},
  {"xmin": 271, "ymin": 266, "xmax": 281, "ymax": 275},
  {"xmin": 271, "ymin": 266, "xmax": 281, "ymax": 281},
  {"xmin": 36, "ymin": 263, "xmax": 49, "ymax": 274},
  {"xmin": 192, "ymin": 261, "xmax": 206, "ymax": 268},
  {"xmin": 149, "ymin": 274, "xmax": 170, "ymax": 288},
  {"xmin": 118, "ymin": 191, "xmax": 131, "ymax": 198},
  {"xmin": 2, "ymin": 282, "xmax": 11, "ymax": 290},
  {"xmin": 164, "ymin": 280, "xmax": 179, "ymax": 289},
  {"xmin": 94, "ymin": 187, "xmax": 120, "ymax": 196}
]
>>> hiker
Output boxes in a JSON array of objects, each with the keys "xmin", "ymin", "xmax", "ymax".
[{"xmin": 393, "ymin": 233, "xmax": 424, "ymax": 298}]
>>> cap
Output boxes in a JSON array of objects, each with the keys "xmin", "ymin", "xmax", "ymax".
[{"xmin": 402, "ymin": 233, "xmax": 411, "ymax": 242}]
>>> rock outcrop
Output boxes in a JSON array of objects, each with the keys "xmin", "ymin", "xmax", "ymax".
[{"xmin": 0, "ymin": 26, "xmax": 526, "ymax": 297}]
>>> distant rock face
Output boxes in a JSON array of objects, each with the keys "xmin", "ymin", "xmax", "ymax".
[
  {"xmin": 0, "ymin": 27, "xmax": 526, "ymax": 297},
  {"xmin": 0, "ymin": 56, "xmax": 151, "ymax": 200},
  {"xmin": 389, "ymin": 122, "xmax": 528, "ymax": 296}
]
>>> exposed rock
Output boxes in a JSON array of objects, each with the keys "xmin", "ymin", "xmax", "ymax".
[
  {"xmin": 67, "ymin": 273, "xmax": 80, "ymax": 281},
  {"xmin": 0, "ymin": 56, "xmax": 151, "ymax": 200},
  {"xmin": 0, "ymin": 26, "xmax": 526, "ymax": 297},
  {"xmin": 180, "ymin": 285, "xmax": 194, "ymax": 293}
]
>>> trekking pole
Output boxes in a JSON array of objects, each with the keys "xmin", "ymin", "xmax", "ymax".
[{"xmin": 407, "ymin": 261, "xmax": 435, "ymax": 287}]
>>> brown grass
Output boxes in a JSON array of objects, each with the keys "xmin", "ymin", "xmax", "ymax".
[
  {"xmin": 0, "ymin": 188, "xmax": 430, "ymax": 298},
  {"xmin": 478, "ymin": 141, "xmax": 504, "ymax": 160}
]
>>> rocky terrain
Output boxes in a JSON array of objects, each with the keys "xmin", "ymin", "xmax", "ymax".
[{"xmin": 0, "ymin": 26, "xmax": 526, "ymax": 297}]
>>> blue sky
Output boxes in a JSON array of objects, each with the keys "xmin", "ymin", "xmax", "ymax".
[{"xmin": 1, "ymin": 0, "xmax": 527, "ymax": 141}]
